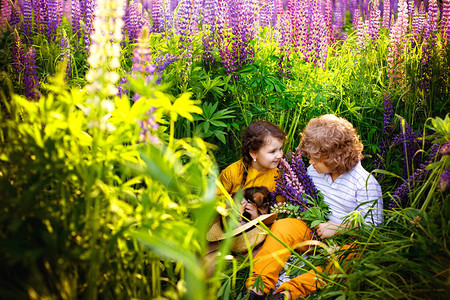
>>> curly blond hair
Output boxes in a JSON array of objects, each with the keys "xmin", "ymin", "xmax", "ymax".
[{"xmin": 300, "ymin": 114, "xmax": 363, "ymax": 174}]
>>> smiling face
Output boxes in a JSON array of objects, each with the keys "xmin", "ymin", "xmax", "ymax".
[{"xmin": 250, "ymin": 135, "xmax": 284, "ymax": 171}]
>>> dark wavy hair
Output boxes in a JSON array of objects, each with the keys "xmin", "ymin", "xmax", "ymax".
[
  {"xmin": 240, "ymin": 121, "xmax": 286, "ymax": 187},
  {"xmin": 300, "ymin": 114, "xmax": 363, "ymax": 174}
]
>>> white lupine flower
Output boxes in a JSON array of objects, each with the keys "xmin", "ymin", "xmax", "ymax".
[{"xmin": 84, "ymin": 0, "xmax": 125, "ymax": 129}]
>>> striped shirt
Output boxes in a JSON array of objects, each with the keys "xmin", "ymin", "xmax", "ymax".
[{"xmin": 307, "ymin": 161, "xmax": 383, "ymax": 226}]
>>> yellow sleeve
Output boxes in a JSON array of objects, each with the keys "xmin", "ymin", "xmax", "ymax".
[{"xmin": 218, "ymin": 160, "xmax": 244, "ymax": 196}]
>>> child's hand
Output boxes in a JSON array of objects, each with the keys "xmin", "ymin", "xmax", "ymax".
[
  {"xmin": 241, "ymin": 199, "xmax": 259, "ymax": 220},
  {"xmin": 314, "ymin": 221, "xmax": 341, "ymax": 239}
]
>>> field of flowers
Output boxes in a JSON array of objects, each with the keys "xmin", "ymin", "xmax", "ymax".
[{"xmin": 0, "ymin": 0, "xmax": 449, "ymax": 299}]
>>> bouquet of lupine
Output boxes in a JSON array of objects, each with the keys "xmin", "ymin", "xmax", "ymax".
[{"xmin": 271, "ymin": 147, "xmax": 330, "ymax": 228}]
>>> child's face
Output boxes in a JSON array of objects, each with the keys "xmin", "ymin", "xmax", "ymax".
[
  {"xmin": 309, "ymin": 157, "xmax": 332, "ymax": 174},
  {"xmin": 250, "ymin": 136, "xmax": 283, "ymax": 171}
]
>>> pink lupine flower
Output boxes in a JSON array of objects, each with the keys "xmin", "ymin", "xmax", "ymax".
[
  {"xmin": 442, "ymin": 0, "xmax": 450, "ymax": 43},
  {"xmin": 382, "ymin": 0, "xmax": 391, "ymax": 28},
  {"xmin": 387, "ymin": 0, "xmax": 409, "ymax": 86}
]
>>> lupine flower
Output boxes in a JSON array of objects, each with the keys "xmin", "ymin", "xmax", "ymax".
[
  {"xmin": 227, "ymin": 0, "xmax": 256, "ymax": 75},
  {"xmin": 439, "ymin": 142, "xmax": 450, "ymax": 157},
  {"xmin": 83, "ymin": 0, "xmax": 96, "ymax": 52},
  {"xmin": 9, "ymin": 0, "xmax": 20, "ymax": 29},
  {"xmin": 116, "ymin": 76, "xmax": 129, "ymax": 96},
  {"xmin": 272, "ymin": 147, "xmax": 318, "ymax": 207},
  {"xmin": 391, "ymin": 120, "xmax": 421, "ymax": 178},
  {"xmin": 84, "ymin": 0, "xmax": 125, "ymax": 132},
  {"xmin": 47, "ymin": 0, "xmax": 62, "ymax": 41},
  {"xmin": 151, "ymin": 0, "xmax": 163, "ymax": 33},
  {"xmin": 440, "ymin": 169, "xmax": 450, "ymax": 192},
  {"xmin": 411, "ymin": 3, "xmax": 425, "ymax": 45},
  {"xmin": 442, "ymin": 0, "xmax": 450, "ymax": 43},
  {"xmin": 387, "ymin": 0, "xmax": 408, "ymax": 86},
  {"xmin": 382, "ymin": 0, "xmax": 391, "ymax": 28},
  {"xmin": 216, "ymin": 0, "xmax": 234, "ymax": 76},
  {"xmin": 153, "ymin": 54, "xmax": 179, "ymax": 80},
  {"xmin": 258, "ymin": 0, "xmax": 272, "ymax": 28},
  {"xmin": 202, "ymin": 0, "xmax": 219, "ymax": 66},
  {"xmin": 290, "ymin": 0, "xmax": 310, "ymax": 58},
  {"xmin": 33, "ymin": 0, "xmax": 47, "ymax": 34},
  {"xmin": 176, "ymin": 0, "xmax": 201, "ymax": 60},
  {"xmin": 368, "ymin": 0, "xmax": 381, "ymax": 42},
  {"xmin": 390, "ymin": 142, "xmax": 441, "ymax": 209},
  {"xmin": 276, "ymin": 12, "xmax": 292, "ymax": 77},
  {"xmin": 124, "ymin": 2, "xmax": 150, "ymax": 43},
  {"xmin": 23, "ymin": 47, "xmax": 40, "ymax": 100},
  {"xmin": 71, "ymin": 0, "xmax": 82, "ymax": 38},
  {"xmin": 374, "ymin": 94, "xmax": 394, "ymax": 173},
  {"xmin": 22, "ymin": 0, "xmax": 33, "ymax": 40},
  {"xmin": 323, "ymin": 0, "xmax": 334, "ymax": 44},
  {"xmin": 309, "ymin": 0, "xmax": 328, "ymax": 66},
  {"xmin": 0, "ymin": 0, "xmax": 12, "ymax": 31}
]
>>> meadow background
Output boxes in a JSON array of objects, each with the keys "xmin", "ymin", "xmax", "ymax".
[{"xmin": 0, "ymin": 0, "xmax": 449, "ymax": 299}]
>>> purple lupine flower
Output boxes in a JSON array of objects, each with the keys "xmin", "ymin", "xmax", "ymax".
[
  {"xmin": 276, "ymin": 11, "xmax": 292, "ymax": 78},
  {"xmin": 289, "ymin": 0, "xmax": 310, "ymax": 57},
  {"xmin": 440, "ymin": 169, "xmax": 450, "ymax": 192},
  {"xmin": 116, "ymin": 76, "xmax": 129, "ymax": 96},
  {"xmin": 309, "ymin": 0, "xmax": 328, "ymax": 67},
  {"xmin": 272, "ymin": 147, "xmax": 318, "ymax": 207},
  {"xmin": 391, "ymin": 120, "xmax": 421, "ymax": 179},
  {"xmin": 323, "ymin": 0, "xmax": 334, "ymax": 44},
  {"xmin": 424, "ymin": 0, "xmax": 438, "ymax": 44},
  {"xmin": 439, "ymin": 142, "xmax": 450, "ymax": 157},
  {"xmin": 176, "ymin": 0, "xmax": 200, "ymax": 60},
  {"xmin": 83, "ymin": 0, "xmax": 96, "ymax": 52},
  {"xmin": 442, "ymin": 0, "xmax": 450, "ymax": 43},
  {"xmin": 154, "ymin": 53, "xmax": 179, "ymax": 75},
  {"xmin": 368, "ymin": 0, "xmax": 381, "ymax": 42},
  {"xmin": 33, "ymin": 0, "xmax": 47, "ymax": 34},
  {"xmin": 0, "ymin": 0, "xmax": 12, "ymax": 30},
  {"xmin": 71, "ymin": 0, "xmax": 82, "ymax": 38},
  {"xmin": 381, "ymin": 0, "xmax": 390, "ymax": 29},
  {"xmin": 411, "ymin": 4, "xmax": 425, "ymax": 45},
  {"xmin": 60, "ymin": 29, "xmax": 71, "ymax": 78},
  {"xmin": 332, "ymin": 0, "xmax": 343, "ymax": 39},
  {"xmin": 374, "ymin": 94, "xmax": 394, "ymax": 173},
  {"xmin": 47, "ymin": 0, "xmax": 61, "ymax": 41},
  {"xmin": 216, "ymin": 0, "xmax": 233, "ymax": 75},
  {"xmin": 124, "ymin": 2, "xmax": 150, "ymax": 43},
  {"xmin": 152, "ymin": 0, "xmax": 163, "ymax": 33},
  {"xmin": 202, "ymin": 0, "xmax": 218, "ymax": 65},
  {"xmin": 9, "ymin": 0, "xmax": 21, "ymax": 29},
  {"xmin": 23, "ymin": 47, "xmax": 40, "ymax": 100},
  {"xmin": 22, "ymin": 0, "xmax": 33, "ymax": 40},
  {"xmin": 258, "ymin": 0, "xmax": 272, "ymax": 28},
  {"xmin": 390, "ymin": 167, "xmax": 428, "ymax": 209},
  {"xmin": 390, "ymin": 141, "xmax": 441, "ymax": 209}
]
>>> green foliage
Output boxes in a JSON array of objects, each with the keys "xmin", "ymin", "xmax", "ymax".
[{"xmin": 0, "ymin": 68, "xmax": 220, "ymax": 299}]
